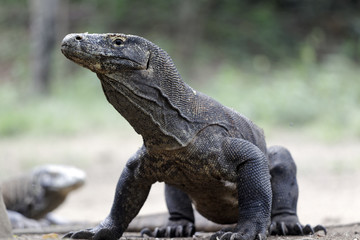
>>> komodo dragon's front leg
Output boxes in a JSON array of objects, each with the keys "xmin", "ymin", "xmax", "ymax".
[
  {"xmin": 209, "ymin": 138, "xmax": 272, "ymax": 240},
  {"xmin": 64, "ymin": 147, "xmax": 154, "ymax": 240}
]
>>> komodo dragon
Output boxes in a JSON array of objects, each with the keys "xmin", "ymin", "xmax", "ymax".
[
  {"xmin": 61, "ymin": 33, "xmax": 326, "ymax": 240},
  {"xmin": 1, "ymin": 165, "xmax": 85, "ymax": 229}
]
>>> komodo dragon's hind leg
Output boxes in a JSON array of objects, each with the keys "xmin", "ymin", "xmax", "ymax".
[
  {"xmin": 268, "ymin": 145, "xmax": 326, "ymax": 236},
  {"xmin": 141, "ymin": 184, "xmax": 195, "ymax": 238}
]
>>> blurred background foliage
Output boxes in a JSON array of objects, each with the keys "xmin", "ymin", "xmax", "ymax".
[{"xmin": 0, "ymin": 0, "xmax": 360, "ymax": 140}]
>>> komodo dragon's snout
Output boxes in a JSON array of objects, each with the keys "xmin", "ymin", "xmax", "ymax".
[{"xmin": 61, "ymin": 33, "xmax": 150, "ymax": 74}]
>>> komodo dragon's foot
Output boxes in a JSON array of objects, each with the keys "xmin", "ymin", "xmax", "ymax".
[
  {"xmin": 63, "ymin": 218, "xmax": 122, "ymax": 240},
  {"xmin": 210, "ymin": 223, "xmax": 267, "ymax": 240},
  {"xmin": 141, "ymin": 219, "xmax": 195, "ymax": 238},
  {"xmin": 269, "ymin": 214, "xmax": 326, "ymax": 236}
]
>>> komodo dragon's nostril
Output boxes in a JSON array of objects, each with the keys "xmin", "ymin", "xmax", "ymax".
[{"xmin": 75, "ymin": 35, "xmax": 82, "ymax": 41}]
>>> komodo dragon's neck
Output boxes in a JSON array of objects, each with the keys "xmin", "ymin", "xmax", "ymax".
[{"xmin": 98, "ymin": 45, "xmax": 199, "ymax": 151}]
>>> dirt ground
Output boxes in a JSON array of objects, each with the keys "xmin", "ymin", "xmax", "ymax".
[
  {"xmin": 8, "ymin": 222, "xmax": 360, "ymax": 240},
  {"xmin": 1, "ymin": 129, "xmax": 359, "ymax": 239}
]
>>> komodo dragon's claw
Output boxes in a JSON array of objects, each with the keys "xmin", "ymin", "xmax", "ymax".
[
  {"xmin": 303, "ymin": 224, "xmax": 327, "ymax": 235},
  {"xmin": 269, "ymin": 221, "xmax": 327, "ymax": 236},
  {"xmin": 140, "ymin": 227, "xmax": 152, "ymax": 237},
  {"xmin": 314, "ymin": 225, "xmax": 327, "ymax": 234},
  {"xmin": 303, "ymin": 224, "xmax": 315, "ymax": 234},
  {"xmin": 63, "ymin": 229, "xmax": 94, "ymax": 239},
  {"xmin": 280, "ymin": 222, "xmax": 288, "ymax": 235},
  {"xmin": 294, "ymin": 222, "xmax": 304, "ymax": 235},
  {"xmin": 141, "ymin": 222, "xmax": 195, "ymax": 238}
]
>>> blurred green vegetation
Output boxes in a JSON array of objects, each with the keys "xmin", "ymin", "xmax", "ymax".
[
  {"xmin": 204, "ymin": 56, "xmax": 360, "ymax": 140},
  {"xmin": 0, "ymin": 0, "xmax": 359, "ymax": 140},
  {"xmin": 0, "ymin": 70, "xmax": 131, "ymax": 136}
]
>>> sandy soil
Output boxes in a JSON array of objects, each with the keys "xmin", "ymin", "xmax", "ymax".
[{"xmin": 1, "ymin": 130, "xmax": 359, "ymax": 235}]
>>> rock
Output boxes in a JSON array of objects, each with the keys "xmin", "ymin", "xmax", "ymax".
[{"xmin": 0, "ymin": 187, "xmax": 12, "ymax": 238}]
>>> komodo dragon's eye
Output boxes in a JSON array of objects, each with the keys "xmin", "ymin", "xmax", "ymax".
[{"xmin": 114, "ymin": 39, "xmax": 123, "ymax": 46}]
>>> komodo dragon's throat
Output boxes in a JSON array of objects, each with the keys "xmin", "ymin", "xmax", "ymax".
[{"xmin": 61, "ymin": 33, "xmax": 326, "ymax": 240}]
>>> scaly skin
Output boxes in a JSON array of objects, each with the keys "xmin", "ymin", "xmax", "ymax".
[{"xmin": 61, "ymin": 33, "xmax": 325, "ymax": 240}]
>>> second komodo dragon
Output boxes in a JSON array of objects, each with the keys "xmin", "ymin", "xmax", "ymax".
[
  {"xmin": 2, "ymin": 165, "xmax": 85, "ymax": 229},
  {"xmin": 61, "ymin": 33, "xmax": 325, "ymax": 240}
]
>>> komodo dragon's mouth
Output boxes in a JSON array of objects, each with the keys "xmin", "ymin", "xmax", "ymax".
[{"xmin": 61, "ymin": 44, "xmax": 149, "ymax": 71}]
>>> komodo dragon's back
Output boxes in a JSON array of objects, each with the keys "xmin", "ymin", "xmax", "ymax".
[
  {"xmin": 61, "ymin": 33, "xmax": 325, "ymax": 240},
  {"xmin": 191, "ymin": 91, "xmax": 267, "ymax": 153}
]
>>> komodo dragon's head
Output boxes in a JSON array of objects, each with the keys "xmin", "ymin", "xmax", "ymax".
[
  {"xmin": 61, "ymin": 33, "xmax": 151, "ymax": 74},
  {"xmin": 32, "ymin": 164, "xmax": 86, "ymax": 194}
]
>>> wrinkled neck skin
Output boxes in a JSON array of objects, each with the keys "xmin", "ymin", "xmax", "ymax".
[{"xmin": 99, "ymin": 46, "xmax": 198, "ymax": 151}]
